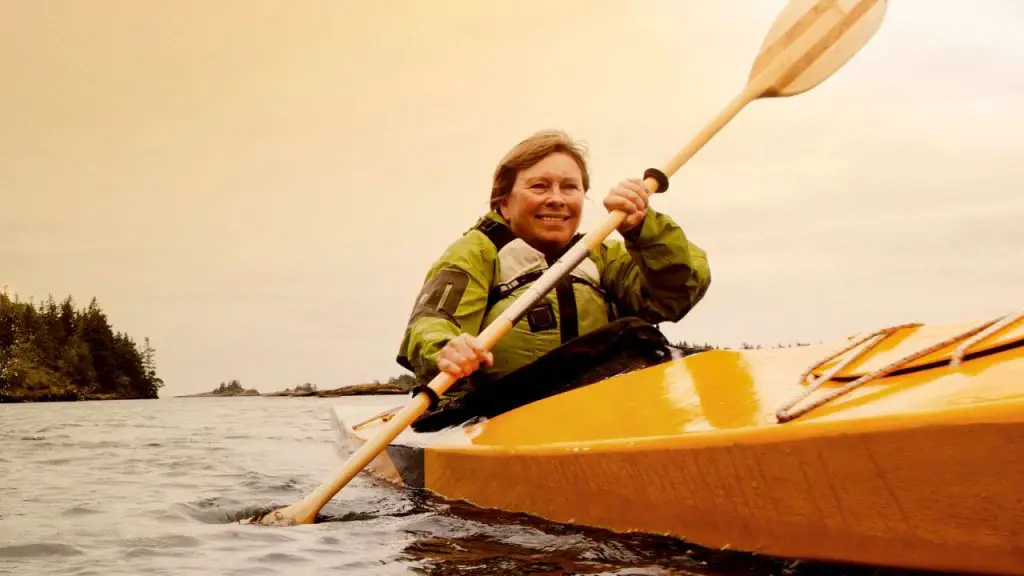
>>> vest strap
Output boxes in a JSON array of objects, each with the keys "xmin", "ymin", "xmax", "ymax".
[
  {"xmin": 474, "ymin": 218, "xmax": 517, "ymax": 252},
  {"xmin": 555, "ymin": 277, "xmax": 578, "ymax": 343}
]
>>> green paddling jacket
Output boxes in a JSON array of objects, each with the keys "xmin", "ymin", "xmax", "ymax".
[{"xmin": 396, "ymin": 208, "xmax": 711, "ymax": 395}]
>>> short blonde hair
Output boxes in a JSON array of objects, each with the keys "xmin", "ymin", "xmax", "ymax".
[{"xmin": 490, "ymin": 130, "xmax": 590, "ymax": 212}]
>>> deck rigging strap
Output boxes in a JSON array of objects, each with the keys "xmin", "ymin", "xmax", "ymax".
[
  {"xmin": 949, "ymin": 309, "xmax": 1024, "ymax": 368},
  {"xmin": 776, "ymin": 309, "xmax": 1024, "ymax": 423}
]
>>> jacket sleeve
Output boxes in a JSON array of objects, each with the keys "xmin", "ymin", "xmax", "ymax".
[
  {"xmin": 396, "ymin": 231, "xmax": 496, "ymax": 382},
  {"xmin": 598, "ymin": 208, "xmax": 711, "ymax": 324}
]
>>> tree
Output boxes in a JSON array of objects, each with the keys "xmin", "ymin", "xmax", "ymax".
[
  {"xmin": 141, "ymin": 337, "xmax": 163, "ymax": 395},
  {"xmin": 214, "ymin": 379, "xmax": 243, "ymax": 394}
]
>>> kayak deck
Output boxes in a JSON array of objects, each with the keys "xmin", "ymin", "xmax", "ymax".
[{"xmin": 331, "ymin": 318, "xmax": 1024, "ymax": 575}]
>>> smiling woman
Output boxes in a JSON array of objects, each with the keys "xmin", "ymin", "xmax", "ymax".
[{"xmin": 395, "ymin": 129, "xmax": 712, "ymax": 405}]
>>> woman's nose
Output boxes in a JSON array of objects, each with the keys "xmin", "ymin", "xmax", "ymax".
[{"xmin": 544, "ymin": 191, "xmax": 566, "ymax": 206}]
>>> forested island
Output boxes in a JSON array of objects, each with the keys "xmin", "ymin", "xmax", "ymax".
[{"xmin": 0, "ymin": 290, "xmax": 163, "ymax": 403}]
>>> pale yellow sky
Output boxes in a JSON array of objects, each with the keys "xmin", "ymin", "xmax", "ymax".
[{"xmin": 3, "ymin": 1, "xmax": 1022, "ymax": 396}]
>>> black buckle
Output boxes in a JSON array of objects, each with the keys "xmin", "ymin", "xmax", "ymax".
[{"xmin": 526, "ymin": 302, "xmax": 557, "ymax": 332}]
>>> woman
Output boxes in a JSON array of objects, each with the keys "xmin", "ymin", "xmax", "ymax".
[{"xmin": 396, "ymin": 129, "xmax": 711, "ymax": 400}]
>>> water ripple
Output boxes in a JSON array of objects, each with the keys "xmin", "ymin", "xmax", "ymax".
[
  {"xmin": 252, "ymin": 551, "xmax": 310, "ymax": 564},
  {"xmin": 61, "ymin": 505, "xmax": 102, "ymax": 516},
  {"xmin": 0, "ymin": 542, "xmax": 85, "ymax": 558},
  {"xmin": 123, "ymin": 534, "xmax": 204, "ymax": 549}
]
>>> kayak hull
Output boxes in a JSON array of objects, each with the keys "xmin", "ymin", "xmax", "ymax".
[{"xmin": 332, "ymin": 318, "xmax": 1024, "ymax": 574}]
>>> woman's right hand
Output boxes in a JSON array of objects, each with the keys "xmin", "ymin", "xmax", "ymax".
[{"xmin": 437, "ymin": 333, "xmax": 494, "ymax": 379}]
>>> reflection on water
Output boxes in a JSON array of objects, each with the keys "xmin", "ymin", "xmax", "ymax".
[{"xmin": 0, "ymin": 396, "xmax": 936, "ymax": 576}]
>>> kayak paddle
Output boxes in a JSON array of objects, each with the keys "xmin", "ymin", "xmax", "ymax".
[{"xmin": 241, "ymin": 0, "xmax": 888, "ymax": 526}]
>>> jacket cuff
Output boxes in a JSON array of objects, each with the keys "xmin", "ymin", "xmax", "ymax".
[{"xmin": 621, "ymin": 208, "xmax": 657, "ymax": 246}]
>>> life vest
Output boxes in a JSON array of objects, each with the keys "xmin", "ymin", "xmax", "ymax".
[{"xmin": 473, "ymin": 218, "xmax": 616, "ymax": 350}]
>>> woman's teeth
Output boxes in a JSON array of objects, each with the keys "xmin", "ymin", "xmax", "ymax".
[{"xmin": 537, "ymin": 215, "xmax": 568, "ymax": 221}]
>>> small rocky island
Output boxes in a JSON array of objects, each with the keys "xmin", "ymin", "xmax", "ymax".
[
  {"xmin": 178, "ymin": 379, "xmax": 261, "ymax": 398},
  {"xmin": 316, "ymin": 374, "xmax": 416, "ymax": 397},
  {"xmin": 265, "ymin": 374, "xmax": 418, "ymax": 398}
]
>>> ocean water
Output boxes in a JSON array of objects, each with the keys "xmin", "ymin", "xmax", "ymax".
[{"xmin": 0, "ymin": 396, "xmax": 930, "ymax": 576}]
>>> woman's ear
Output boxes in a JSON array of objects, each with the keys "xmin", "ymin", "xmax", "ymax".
[{"xmin": 498, "ymin": 199, "xmax": 510, "ymax": 221}]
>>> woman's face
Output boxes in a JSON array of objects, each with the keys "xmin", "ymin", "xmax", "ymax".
[{"xmin": 499, "ymin": 152, "xmax": 584, "ymax": 256}]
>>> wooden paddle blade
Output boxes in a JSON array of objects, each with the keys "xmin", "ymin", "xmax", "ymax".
[{"xmin": 748, "ymin": 0, "xmax": 887, "ymax": 97}]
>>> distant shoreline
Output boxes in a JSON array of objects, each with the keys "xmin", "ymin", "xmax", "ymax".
[
  {"xmin": 1, "ymin": 378, "xmax": 417, "ymax": 404},
  {"xmin": 174, "ymin": 381, "xmax": 413, "ymax": 399}
]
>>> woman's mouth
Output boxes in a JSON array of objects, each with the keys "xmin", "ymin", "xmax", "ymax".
[{"xmin": 535, "ymin": 214, "xmax": 570, "ymax": 222}]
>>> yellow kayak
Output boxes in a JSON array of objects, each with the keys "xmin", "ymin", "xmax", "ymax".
[{"xmin": 332, "ymin": 312, "xmax": 1024, "ymax": 575}]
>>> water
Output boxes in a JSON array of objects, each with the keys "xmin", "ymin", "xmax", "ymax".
[{"xmin": 1, "ymin": 397, "xmax": 931, "ymax": 576}]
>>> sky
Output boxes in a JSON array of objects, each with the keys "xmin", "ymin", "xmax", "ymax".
[{"xmin": 2, "ymin": 1, "xmax": 1022, "ymax": 397}]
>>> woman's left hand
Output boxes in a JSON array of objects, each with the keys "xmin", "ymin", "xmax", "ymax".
[{"xmin": 603, "ymin": 178, "xmax": 650, "ymax": 234}]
